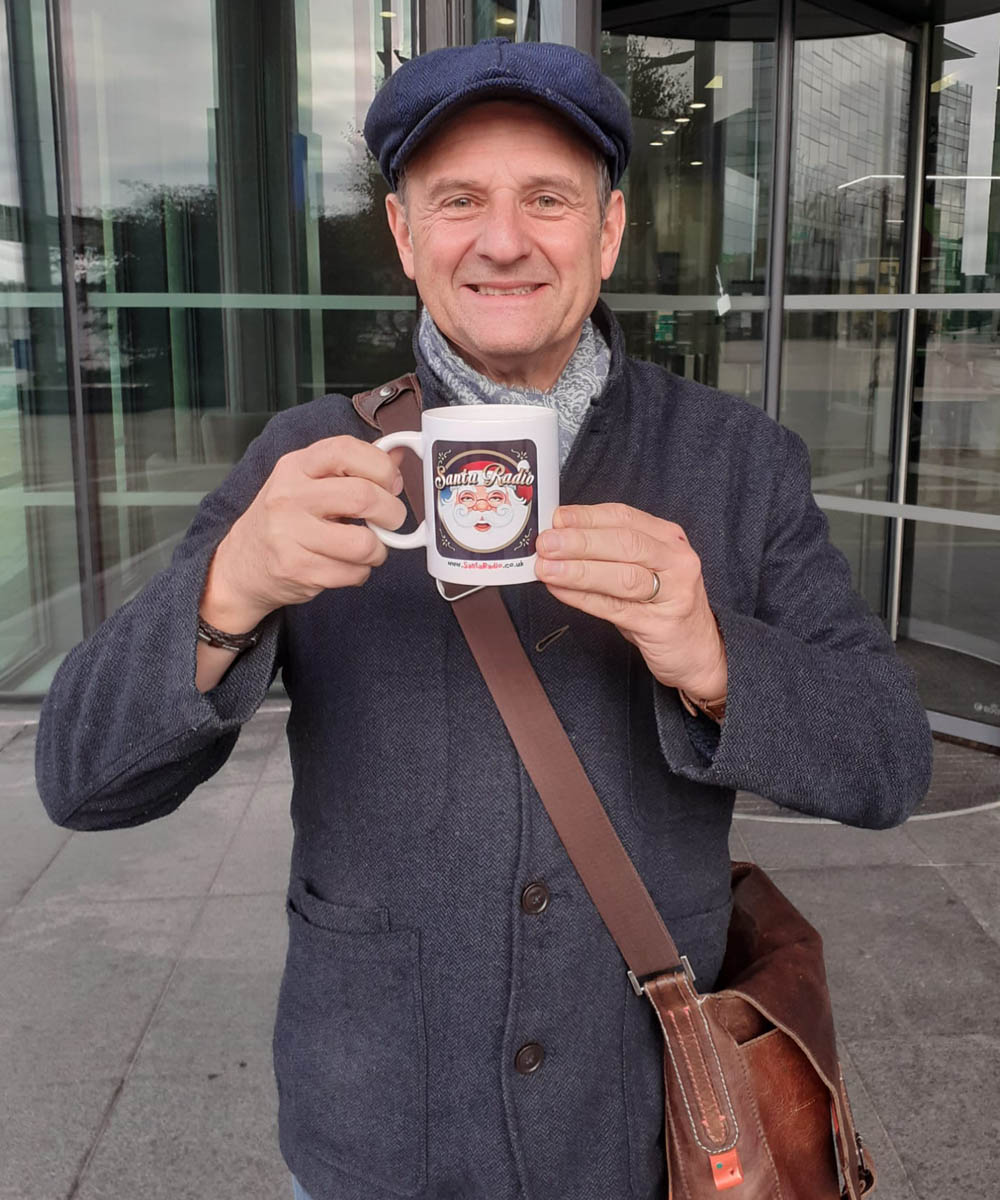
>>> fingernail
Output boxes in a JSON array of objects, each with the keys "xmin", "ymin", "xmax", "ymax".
[
  {"xmin": 538, "ymin": 530, "xmax": 565, "ymax": 552},
  {"xmin": 393, "ymin": 473, "xmax": 405, "ymax": 494},
  {"xmin": 539, "ymin": 558, "xmax": 564, "ymax": 576},
  {"xmin": 557, "ymin": 508, "xmax": 577, "ymax": 526}
]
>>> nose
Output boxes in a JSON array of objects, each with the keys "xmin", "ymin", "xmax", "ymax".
[
  {"xmin": 474, "ymin": 192, "xmax": 532, "ymax": 265},
  {"xmin": 473, "ymin": 498, "xmax": 492, "ymax": 511}
]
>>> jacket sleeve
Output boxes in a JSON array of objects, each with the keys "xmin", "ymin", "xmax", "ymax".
[
  {"xmin": 35, "ymin": 418, "xmax": 289, "ymax": 832},
  {"xmin": 653, "ymin": 425, "xmax": 934, "ymax": 829}
]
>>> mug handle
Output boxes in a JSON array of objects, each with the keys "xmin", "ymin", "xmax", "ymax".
[{"xmin": 366, "ymin": 430, "xmax": 427, "ymax": 549}]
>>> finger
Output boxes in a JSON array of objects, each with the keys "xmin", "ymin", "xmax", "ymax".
[
  {"xmin": 536, "ymin": 524, "xmax": 680, "ymax": 571},
  {"xmin": 299, "ymin": 549, "xmax": 373, "ymax": 590},
  {"xmin": 299, "ymin": 516, "xmax": 389, "ymax": 568},
  {"xmin": 554, "ymin": 503, "xmax": 690, "ymax": 547},
  {"xmin": 297, "ymin": 435, "xmax": 404, "ymax": 495},
  {"xmin": 303, "ymin": 475, "xmax": 408, "ymax": 530},
  {"xmin": 535, "ymin": 557, "xmax": 664, "ymax": 604},
  {"xmin": 539, "ymin": 581, "xmax": 635, "ymax": 624}
]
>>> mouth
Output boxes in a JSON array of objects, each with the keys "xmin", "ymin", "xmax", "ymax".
[
  {"xmin": 475, "ymin": 522, "xmax": 492, "ymax": 532},
  {"xmin": 465, "ymin": 283, "xmax": 545, "ymax": 297}
]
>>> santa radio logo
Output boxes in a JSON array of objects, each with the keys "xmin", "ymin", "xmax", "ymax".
[{"xmin": 432, "ymin": 441, "xmax": 539, "ymax": 561}]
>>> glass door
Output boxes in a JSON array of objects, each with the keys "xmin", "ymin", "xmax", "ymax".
[
  {"xmin": 895, "ymin": 13, "xmax": 1000, "ymax": 743},
  {"xmin": 599, "ymin": 0, "xmax": 777, "ymax": 408},
  {"xmin": 781, "ymin": 0, "xmax": 915, "ymax": 618}
]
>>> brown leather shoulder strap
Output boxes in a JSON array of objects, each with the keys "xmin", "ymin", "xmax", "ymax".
[
  {"xmin": 351, "ymin": 372, "xmax": 421, "ymax": 431},
  {"xmin": 369, "ymin": 375, "xmax": 685, "ymax": 987}
]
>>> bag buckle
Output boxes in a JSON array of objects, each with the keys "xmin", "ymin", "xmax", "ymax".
[{"xmin": 627, "ymin": 955, "xmax": 696, "ymax": 996}]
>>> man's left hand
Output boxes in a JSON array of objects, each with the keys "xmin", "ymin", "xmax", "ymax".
[{"xmin": 534, "ymin": 503, "xmax": 727, "ymax": 699}]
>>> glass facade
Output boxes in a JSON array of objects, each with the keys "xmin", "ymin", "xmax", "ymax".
[
  {"xmin": 601, "ymin": 0, "xmax": 773, "ymax": 404},
  {"xmin": 0, "ymin": 0, "xmax": 998, "ymax": 745}
]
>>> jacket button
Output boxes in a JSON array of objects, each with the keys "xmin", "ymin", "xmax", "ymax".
[
  {"xmin": 515, "ymin": 1042, "xmax": 544, "ymax": 1075},
  {"xmin": 520, "ymin": 882, "xmax": 550, "ymax": 915}
]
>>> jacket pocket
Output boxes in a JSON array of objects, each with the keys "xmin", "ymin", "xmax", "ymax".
[{"xmin": 273, "ymin": 877, "xmax": 427, "ymax": 1196}]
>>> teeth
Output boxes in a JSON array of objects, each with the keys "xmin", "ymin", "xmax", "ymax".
[{"xmin": 475, "ymin": 285, "xmax": 537, "ymax": 296}]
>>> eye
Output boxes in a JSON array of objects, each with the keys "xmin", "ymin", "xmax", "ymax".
[
  {"xmin": 489, "ymin": 492, "xmax": 507, "ymax": 505},
  {"xmin": 457, "ymin": 491, "xmax": 476, "ymax": 505},
  {"xmin": 446, "ymin": 196, "xmax": 473, "ymax": 209},
  {"xmin": 534, "ymin": 194, "xmax": 562, "ymax": 210}
]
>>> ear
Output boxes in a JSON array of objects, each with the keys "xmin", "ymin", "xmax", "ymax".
[
  {"xmin": 385, "ymin": 193, "xmax": 416, "ymax": 281},
  {"xmin": 600, "ymin": 190, "xmax": 626, "ymax": 281}
]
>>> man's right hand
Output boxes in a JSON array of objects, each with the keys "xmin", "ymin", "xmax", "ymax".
[{"xmin": 200, "ymin": 435, "xmax": 408, "ymax": 633}]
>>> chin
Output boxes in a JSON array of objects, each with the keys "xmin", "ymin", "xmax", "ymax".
[{"xmin": 461, "ymin": 322, "xmax": 551, "ymax": 361}]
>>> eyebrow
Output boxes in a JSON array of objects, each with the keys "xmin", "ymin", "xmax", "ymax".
[{"xmin": 423, "ymin": 173, "xmax": 586, "ymax": 202}]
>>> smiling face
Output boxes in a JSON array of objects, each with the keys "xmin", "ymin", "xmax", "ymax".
[
  {"xmin": 439, "ymin": 479, "xmax": 529, "ymax": 553},
  {"xmin": 385, "ymin": 100, "xmax": 626, "ymax": 390}
]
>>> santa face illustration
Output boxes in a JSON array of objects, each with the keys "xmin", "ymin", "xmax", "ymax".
[{"xmin": 436, "ymin": 457, "xmax": 533, "ymax": 554}]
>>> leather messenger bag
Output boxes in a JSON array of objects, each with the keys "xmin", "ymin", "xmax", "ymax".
[{"xmin": 356, "ymin": 375, "xmax": 878, "ymax": 1199}]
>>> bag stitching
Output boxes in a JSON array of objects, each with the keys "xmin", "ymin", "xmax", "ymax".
[
  {"xmin": 668, "ymin": 1007, "xmax": 728, "ymax": 1145},
  {"xmin": 647, "ymin": 978, "xmax": 739, "ymax": 1155}
]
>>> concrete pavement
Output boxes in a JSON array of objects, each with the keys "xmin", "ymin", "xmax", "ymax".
[{"xmin": 1, "ymin": 702, "xmax": 998, "ymax": 1200}]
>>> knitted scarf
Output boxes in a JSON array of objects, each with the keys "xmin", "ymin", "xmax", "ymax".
[{"xmin": 416, "ymin": 307, "xmax": 611, "ymax": 468}]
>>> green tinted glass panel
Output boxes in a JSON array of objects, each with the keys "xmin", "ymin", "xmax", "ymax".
[{"xmin": 921, "ymin": 15, "xmax": 1000, "ymax": 294}]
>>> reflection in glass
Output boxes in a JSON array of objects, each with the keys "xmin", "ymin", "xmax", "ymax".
[
  {"xmin": 779, "ymin": 310, "xmax": 898, "ymax": 502},
  {"xmin": 57, "ymin": 0, "xmax": 417, "ymax": 633},
  {"xmin": 465, "ymin": 0, "xmax": 575, "ymax": 43},
  {"xmin": 823, "ymin": 509, "xmax": 888, "ymax": 623},
  {"xmin": 898, "ymin": 522, "xmax": 1000, "ymax": 730},
  {"xmin": 908, "ymin": 309, "xmax": 1000, "ymax": 515},
  {"xmin": 600, "ymin": 1, "xmax": 772, "ymax": 398},
  {"xmin": 614, "ymin": 307, "xmax": 763, "ymax": 407},
  {"xmin": 0, "ymin": 2, "xmax": 82, "ymax": 694},
  {"xmin": 787, "ymin": 3, "xmax": 911, "ymax": 295},
  {"xmin": 601, "ymin": 6, "xmax": 774, "ymax": 296},
  {"xmin": 899, "ymin": 303, "xmax": 1000, "ymax": 729},
  {"xmin": 921, "ymin": 14, "xmax": 1000, "ymax": 293}
]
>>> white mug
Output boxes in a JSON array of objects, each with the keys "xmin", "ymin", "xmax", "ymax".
[{"xmin": 367, "ymin": 404, "xmax": 559, "ymax": 587}]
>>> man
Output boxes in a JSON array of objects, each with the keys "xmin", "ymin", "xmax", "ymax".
[{"xmin": 36, "ymin": 37, "xmax": 932, "ymax": 1200}]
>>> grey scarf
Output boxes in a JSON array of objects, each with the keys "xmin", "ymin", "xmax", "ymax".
[{"xmin": 417, "ymin": 307, "xmax": 611, "ymax": 467}]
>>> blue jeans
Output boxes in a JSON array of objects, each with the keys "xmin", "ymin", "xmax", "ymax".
[{"xmin": 292, "ymin": 1177, "xmax": 313, "ymax": 1200}]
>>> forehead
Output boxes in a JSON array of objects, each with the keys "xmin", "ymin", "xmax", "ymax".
[{"xmin": 403, "ymin": 99, "xmax": 598, "ymax": 185}]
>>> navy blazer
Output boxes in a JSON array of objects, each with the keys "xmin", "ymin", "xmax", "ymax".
[{"xmin": 36, "ymin": 303, "xmax": 932, "ymax": 1200}]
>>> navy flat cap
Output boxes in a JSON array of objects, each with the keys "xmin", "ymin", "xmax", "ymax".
[{"xmin": 364, "ymin": 38, "xmax": 632, "ymax": 190}]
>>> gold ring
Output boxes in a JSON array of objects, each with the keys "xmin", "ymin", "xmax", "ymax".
[{"xmin": 639, "ymin": 569, "xmax": 661, "ymax": 604}]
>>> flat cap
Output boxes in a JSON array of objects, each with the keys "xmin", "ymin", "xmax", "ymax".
[{"xmin": 363, "ymin": 38, "xmax": 632, "ymax": 190}]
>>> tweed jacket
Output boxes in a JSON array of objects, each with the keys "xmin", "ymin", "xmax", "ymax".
[{"xmin": 35, "ymin": 302, "xmax": 933, "ymax": 1200}]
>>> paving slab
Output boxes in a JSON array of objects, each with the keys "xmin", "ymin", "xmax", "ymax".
[
  {"xmin": 766, "ymin": 865, "xmax": 1000, "ymax": 1041},
  {"xmin": 72, "ymin": 1073, "xmax": 289, "ymax": 1200},
  {"xmin": 201, "ymin": 714, "xmax": 288, "ymax": 789},
  {"xmin": 838, "ymin": 1045, "xmax": 917, "ymax": 1200},
  {"xmin": 131, "ymin": 894, "xmax": 287, "ymax": 1082},
  {"xmin": 0, "ymin": 1076, "xmax": 121, "ymax": 1200},
  {"xmin": 0, "ymin": 729, "xmax": 38, "ymax": 789},
  {"xmin": 0, "ymin": 787, "xmax": 73, "ymax": 910},
  {"xmin": 937, "ymin": 863, "xmax": 1000, "ymax": 944},
  {"xmin": 846, "ymin": 1035, "xmax": 1000, "ymax": 1200},
  {"xmin": 901, "ymin": 809, "xmax": 1000, "ymax": 865},
  {"xmin": 259, "ymin": 740, "xmax": 293, "ymax": 786},
  {"xmin": 20, "ymin": 786, "xmax": 253, "ymax": 907},
  {"xmin": 0, "ymin": 897, "xmax": 201, "ymax": 1086},
  {"xmin": 735, "ymin": 816, "xmax": 930, "ymax": 869},
  {"xmin": 210, "ymin": 780, "xmax": 293, "ymax": 898},
  {"xmin": 727, "ymin": 818, "xmax": 751, "ymax": 862}
]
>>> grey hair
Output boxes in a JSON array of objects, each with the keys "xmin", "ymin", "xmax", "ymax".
[{"xmin": 394, "ymin": 151, "xmax": 613, "ymax": 222}]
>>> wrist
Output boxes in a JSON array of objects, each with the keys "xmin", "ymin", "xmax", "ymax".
[
  {"xmin": 200, "ymin": 541, "xmax": 271, "ymax": 634},
  {"xmin": 678, "ymin": 611, "xmax": 728, "ymax": 702}
]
